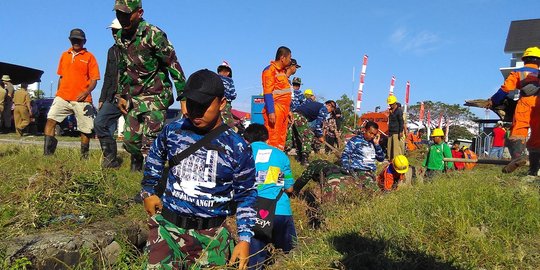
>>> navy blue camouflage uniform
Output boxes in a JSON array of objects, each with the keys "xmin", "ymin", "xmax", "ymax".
[{"xmin": 141, "ymin": 118, "xmax": 257, "ymax": 268}]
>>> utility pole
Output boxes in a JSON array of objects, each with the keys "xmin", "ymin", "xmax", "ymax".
[{"xmin": 50, "ymin": 81, "xmax": 53, "ymax": 97}]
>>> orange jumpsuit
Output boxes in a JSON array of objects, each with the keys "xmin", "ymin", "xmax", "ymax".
[
  {"xmin": 462, "ymin": 149, "xmax": 477, "ymax": 170},
  {"xmin": 262, "ymin": 61, "xmax": 291, "ymax": 150},
  {"xmin": 493, "ymin": 64, "xmax": 539, "ymax": 140},
  {"xmin": 377, "ymin": 164, "xmax": 404, "ymax": 191},
  {"xmin": 406, "ymin": 132, "xmax": 422, "ymax": 151}
]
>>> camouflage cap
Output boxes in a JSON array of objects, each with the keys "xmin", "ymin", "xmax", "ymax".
[
  {"xmin": 292, "ymin": 77, "xmax": 302, "ymax": 85},
  {"xmin": 114, "ymin": 0, "xmax": 142, "ymax": 13}
]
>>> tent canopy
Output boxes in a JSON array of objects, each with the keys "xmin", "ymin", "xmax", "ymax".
[{"xmin": 0, "ymin": 62, "xmax": 44, "ymax": 85}]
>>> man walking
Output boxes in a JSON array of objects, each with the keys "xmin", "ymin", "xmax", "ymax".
[
  {"xmin": 262, "ymin": 46, "xmax": 292, "ymax": 150},
  {"xmin": 1, "ymin": 75, "xmax": 14, "ymax": 133},
  {"xmin": 114, "ymin": 0, "xmax": 186, "ymax": 171},
  {"xmin": 0, "ymin": 81, "xmax": 6, "ymax": 129},
  {"xmin": 387, "ymin": 95, "xmax": 404, "ymax": 160},
  {"xmin": 44, "ymin": 28, "xmax": 100, "ymax": 158},
  {"xmin": 13, "ymin": 83, "xmax": 32, "ymax": 136},
  {"xmin": 94, "ymin": 18, "xmax": 123, "ymax": 168}
]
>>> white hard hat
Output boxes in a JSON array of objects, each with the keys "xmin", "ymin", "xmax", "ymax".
[{"xmin": 107, "ymin": 18, "xmax": 122, "ymax": 30}]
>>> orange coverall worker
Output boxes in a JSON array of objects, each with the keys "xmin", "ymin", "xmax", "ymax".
[
  {"xmin": 376, "ymin": 164, "xmax": 404, "ymax": 191},
  {"xmin": 490, "ymin": 64, "xmax": 539, "ymax": 141},
  {"xmin": 262, "ymin": 61, "xmax": 292, "ymax": 150},
  {"xmin": 406, "ymin": 132, "xmax": 422, "ymax": 151}
]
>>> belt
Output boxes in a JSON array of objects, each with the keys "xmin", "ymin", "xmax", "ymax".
[
  {"xmin": 352, "ymin": 169, "xmax": 371, "ymax": 174},
  {"xmin": 273, "ymin": 89, "xmax": 292, "ymax": 95},
  {"xmin": 14, "ymin": 104, "xmax": 26, "ymax": 106},
  {"xmin": 161, "ymin": 207, "xmax": 225, "ymax": 230}
]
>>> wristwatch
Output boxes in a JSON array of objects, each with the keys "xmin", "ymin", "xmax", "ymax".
[{"xmin": 139, "ymin": 191, "xmax": 154, "ymax": 201}]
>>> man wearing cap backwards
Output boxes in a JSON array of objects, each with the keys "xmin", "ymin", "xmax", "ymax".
[
  {"xmin": 44, "ymin": 28, "xmax": 100, "ymax": 158},
  {"xmin": 114, "ymin": 0, "xmax": 186, "ymax": 171},
  {"xmin": 141, "ymin": 69, "xmax": 257, "ymax": 269},
  {"xmin": 1, "ymin": 75, "xmax": 15, "ymax": 133},
  {"xmin": 94, "ymin": 19, "xmax": 124, "ymax": 169},
  {"xmin": 217, "ymin": 61, "xmax": 237, "ymax": 128},
  {"xmin": 262, "ymin": 46, "xmax": 293, "ymax": 150},
  {"xmin": 422, "ymin": 128, "xmax": 453, "ymax": 179},
  {"xmin": 387, "ymin": 95, "xmax": 404, "ymax": 160}
]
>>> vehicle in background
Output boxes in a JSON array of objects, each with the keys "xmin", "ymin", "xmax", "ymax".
[{"xmin": 31, "ymin": 98, "xmax": 80, "ymax": 136}]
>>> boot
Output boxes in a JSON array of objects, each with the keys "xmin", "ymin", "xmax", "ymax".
[
  {"xmin": 528, "ymin": 151, "xmax": 540, "ymax": 176},
  {"xmin": 44, "ymin": 135, "xmax": 58, "ymax": 156},
  {"xmin": 130, "ymin": 154, "xmax": 144, "ymax": 172},
  {"xmin": 508, "ymin": 138, "xmax": 526, "ymax": 159},
  {"xmin": 99, "ymin": 138, "xmax": 122, "ymax": 168},
  {"xmin": 502, "ymin": 155, "xmax": 528, "ymax": 173},
  {"xmin": 298, "ymin": 152, "xmax": 309, "ymax": 166},
  {"xmin": 81, "ymin": 143, "xmax": 90, "ymax": 160},
  {"xmin": 292, "ymin": 175, "xmax": 311, "ymax": 197}
]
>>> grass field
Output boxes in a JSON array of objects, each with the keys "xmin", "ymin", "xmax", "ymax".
[{"xmin": 0, "ymin": 143, "xmax": 539, "ymax": 269}]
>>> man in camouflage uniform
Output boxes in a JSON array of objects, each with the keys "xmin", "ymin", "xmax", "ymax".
[
  {"xmin": 141, "ymin": 70, "xmax": 256, "ymax": 269},
  {"xmin": 293, "ymin": 121, "xmax": 384, "ymax": 200},
  {"xmin": 323, "ymin": 100, "xmax": 341, "ymax": 152},
  {"xmin": 217, "ymin": 61, "xmax": 237, "ymax": 128},
  {"xmin": 290, "ymin": 76, "xmax": 305, "ymax": 112},
  {"xmin": 287, "ymin": 97, "xmax": 328, "ymax": 165},
  {"xmin": 114, "ymin": 0, "xmax": 186, "ymax": 171},
  {"xmin": 285, "ymin": 76, "xmax": 305, "ymax": 152}
]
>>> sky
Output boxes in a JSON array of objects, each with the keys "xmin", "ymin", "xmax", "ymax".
[{"xmin": 1, "ymin": 0, "xmax": 538, "ymax": 118}]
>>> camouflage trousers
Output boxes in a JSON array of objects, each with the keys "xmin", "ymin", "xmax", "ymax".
[
  {"xmin": 294, "ymin": 159, "xmax": 377, "ymax": 201},
  {"xmin": 221, "ymin": 102, "xmax": 235, "ymax": 129},
  {"xmin": 123, "ymin": 108, "xmax": 166, "ymax": 157},
  {"xmin": 285, "ymin": 112, "xmax": 314, "ymax": 155},
  {"xmin": 145, "ymin": 214, "xmax": 235, "ymax": 270}
]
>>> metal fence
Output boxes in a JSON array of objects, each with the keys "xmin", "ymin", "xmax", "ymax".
[{"xmin": 472, "ymin": 131, "xmax": 493, "ymax": 158}]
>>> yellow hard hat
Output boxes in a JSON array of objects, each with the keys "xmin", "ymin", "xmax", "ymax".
[
  {"xmin": 387, "ymin": 95, "xmax": 397, "ymax": 105},
  {"xmin": 430, "ymin": 128, "xmax": 444, "ymax": 137},
  {"xmin": 462, "ymin": 146, "xmax": 469, "ymax": 150},
  {"xmin": 392, "ymin": 155, "xmax": 409, "ymax": 174},
  {"xmin": 304, "ymin": 89, "xmax": 313, "ymax": 96},
  {"xmin": 522, "ymin": 47, "xmax": 540, "ymax": 60}
]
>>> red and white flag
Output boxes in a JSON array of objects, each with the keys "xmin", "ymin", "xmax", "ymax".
[
  {"xmin": 356, "ymin": 55, "xmax": 368, "ymax": 112},
  {"xmin": 388, "ymin": 75, "xmax": 396, "ymax": 96},
  {"xmin": 427, "ymin": 110, "xmax": 431, "ymax": 127},
  {"xmin": 405, "ymin": 81, "xmax": 410, "ymax": 105},
  {"xmin": 419, "ymin": 102, "xmax": 425, "ymax": 123},
  {"xmin": 438, "ymin": 113, "xmax": 443, "ymax": 128}
]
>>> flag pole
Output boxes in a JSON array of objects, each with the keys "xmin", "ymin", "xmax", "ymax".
[{"xmin": 355, "ymin": 55, "xmax": 368, "ymax": 129}]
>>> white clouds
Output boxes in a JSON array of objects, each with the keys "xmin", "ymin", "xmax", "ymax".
[{"xmin": 389, "ymin": 27, "xmax": 441, "ymax": 54}]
